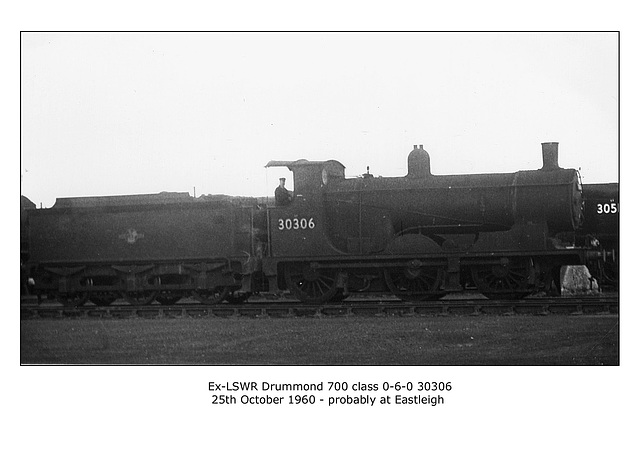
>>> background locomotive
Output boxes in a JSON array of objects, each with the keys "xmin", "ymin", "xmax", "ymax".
[
  {"xmin": 21, "ymin": 142, "xmax": 617, "ymax": 306},
  {"xmin": 575, "ymin": 183, "xmax": 619, "ymax": 289}
]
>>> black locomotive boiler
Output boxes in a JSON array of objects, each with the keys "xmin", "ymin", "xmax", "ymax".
[{"xmin": 23, "ymin": 142, "xmax": 611, "ymax": 306}]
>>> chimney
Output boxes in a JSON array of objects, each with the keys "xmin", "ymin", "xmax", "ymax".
[{"xmin": 541, "ymin": 142, "xmax": 560, "ymax": 170}]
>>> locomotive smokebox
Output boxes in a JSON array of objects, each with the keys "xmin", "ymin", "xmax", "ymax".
[{"xmin": 541, "ymin": 142, "xmax": 560, "ymax": 170}]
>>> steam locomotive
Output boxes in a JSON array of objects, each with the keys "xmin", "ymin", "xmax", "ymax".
[{"xmin": 21, "ymin": 142, "xmax": 618, "ymax": 306}]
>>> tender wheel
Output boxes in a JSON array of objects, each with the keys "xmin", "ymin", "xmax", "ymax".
[
  {"xmin": 384, "ymin": 263, "xmax": 445, "ymax": 301},
  {"xmin": 471, "ymin": 257, "xmax": 535, "ymax": 300},
  {"xmin": 90, "ymin": 293, "xmax": 117, "ymax": 306},
  {"xmin": 122, "ymin": 291, "xmax": 156, "ymax": 306},
  {"xmin": 56, "ymin": 292, "xmax": 88, "ymax": 307},
  {"xmin": 226, "ymin": 291, "xmax": 251, "ymax": 305},
  {"xmin": 155, "ymin": 293, "xmax": 181, "ymax": 305},
  {"xmin": 193, "ymin": 287, "xmax": 231, "ymax": 305},
  {"xmin": 284, "ymin": 263, "xmax": 338, "ymax": 304}
]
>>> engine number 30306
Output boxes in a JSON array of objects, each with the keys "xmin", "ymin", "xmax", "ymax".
[{"xmin": 277, "ymin": 217, "xmax": 316, "ymax": 231}]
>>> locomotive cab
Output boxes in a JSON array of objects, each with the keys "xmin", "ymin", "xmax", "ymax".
[
  {"xmin": 265, "ymin": 159, "xmax": 345, "ymax": 204},
  {"xmin": 261, "ymin": 159, "xmax": 347, "ymax": 292}
]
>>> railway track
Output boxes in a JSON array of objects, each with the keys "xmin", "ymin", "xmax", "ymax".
[{"xmin": 21, "ymin": 294, "xmax": 619, "ymax": 320}]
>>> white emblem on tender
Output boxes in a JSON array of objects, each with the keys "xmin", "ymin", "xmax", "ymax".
[{"xmin": 119, "ymin": 229, "xmax": 145, "ymax": 244}]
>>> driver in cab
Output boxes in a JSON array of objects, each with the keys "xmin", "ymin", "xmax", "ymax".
[{"xmin": 275, "ymin": 177, "xmax": 292, "ymax": 206}]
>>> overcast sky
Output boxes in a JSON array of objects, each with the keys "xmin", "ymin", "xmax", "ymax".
[{"xmin": 21, "ymin": 32, "xmax": 618, "ymax": 207}]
